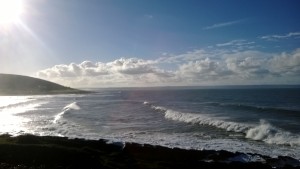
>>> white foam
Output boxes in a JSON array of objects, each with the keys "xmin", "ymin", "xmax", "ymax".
[
  {"xmin": 63, "ymin": 102, "xmax": 81, "ymax": 111},
  {"xmin": 151, "ymin": 105, "xmax": 167, "ymax": 112},
  {"xmin": 143, "ymin": 101, "xmax": 150, "ymax": 105},
  {"xmin": 246, "ymin": 120, "xmax": 300, "ymax": 147},
  {"xmin": 152, "ymin": 105, "xmax": 249, "ymax": 133},
  {"xmin": 147, "ymin": 103, "xmax": 300, "ymax": 147},
  {"xmin": 53, "ymin": 111, "xmax": 65, "ymax": 124},
  {"xmin": 53, "ymin": 102, "xmax": 80, "ymax": 123},
  {"xmin": 101, "ymin": 131, "xmax": 300, "ymax": 160}
]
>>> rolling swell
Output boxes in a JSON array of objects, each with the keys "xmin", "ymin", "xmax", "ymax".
[
  {"xmin": 204, "ymin": 102, "xmax": 300, "ymax": 115},
  {"xmin": 144, "ymin": 101, "xmax": 300, "ymax": 147}
]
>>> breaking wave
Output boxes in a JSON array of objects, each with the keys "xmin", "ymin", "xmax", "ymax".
[
  {"xmin": 53, "ymin": 102, "xmax": 80, "ymax": 123},
  {"xmin": 245, "ymin": 120, "xmax": 300, "ymax": 147},
  {"xmin": 144, "ymin": 101, "xmax": 300, "ymax": 147}
]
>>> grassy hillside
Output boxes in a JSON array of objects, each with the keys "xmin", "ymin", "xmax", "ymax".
[{"xmin": 0, "ymin": 74, "xmax": 86, "ymax": 95}]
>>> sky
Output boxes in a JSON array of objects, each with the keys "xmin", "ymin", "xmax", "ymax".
[{"xmin": 0, "ymin": 0, "xmax": 300, "ymax": 87}]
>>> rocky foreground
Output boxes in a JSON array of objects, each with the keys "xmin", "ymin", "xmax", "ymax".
[{"xmin": 0, "ymin": 134, "xmax": 299, "ymax": 169}]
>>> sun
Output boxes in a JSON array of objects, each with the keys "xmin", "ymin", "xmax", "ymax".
[{"xmin": 0, "ymin": 0, "xmax": 23, "ymax": 24}]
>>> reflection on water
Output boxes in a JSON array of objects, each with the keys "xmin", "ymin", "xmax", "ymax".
[
  {"xmin": 0, "ymin": 96, "xmax": 39, "ymax": 135},
  {"xmin": 0, "ymin": 96, "xmax": 32, "ymax": 107}
]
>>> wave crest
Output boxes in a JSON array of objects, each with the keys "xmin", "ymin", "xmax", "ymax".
[
  {"xmin": 163, "ymin": 108, "xmax": 249, "ymax": 133},
  {"xmin": 53, "ymin": 102, "xmax": 80, "ymax": 123},
  {"xmin": 63, "ymin": 102, "xmax": 81, "ymax": 111},
  {"xmin": 145, "ymin": 101, "xmax": 300, "ymax": 146},
  {"xmin": 246, "ymin": 120, "xmax": 300, "ymax": 146}
]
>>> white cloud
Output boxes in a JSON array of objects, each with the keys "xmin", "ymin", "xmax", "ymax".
[
  {"xmin": 177, "ymin": 58, "xmax": 220, "ymax": 77},
  {"xmin": 216, "ymin": 39, "xmax": 257, "ymax": 52},
  {"xmin": 159, "ymin": 49, "xmax": 208, "ymax": 63},
  {"xmin": 37, "ymin": 49, "xmax": 300, "ymax": 87},
  {"xmin": 158, "ymin": 49, "xmax": 229, "ymax": 64},
  {"xmin": 108, "ymin": 58, "xmax": 156, "ymax": 74},
  {"xmin": 216, "ymin": 39, "xmax": 255, "ymax": 47},
  {"xmin": 37, "ymin": 58, "xmax": 174, "ymax": 87},
  {"xmin": 203, "ymin": 19, "xmax": 243, "ymax": 30},
  {"xmin": 224, "ymin": 51, "xmax": 270, "ymax": 78},
  {"xmin": 269, "ymin": 49, "xmax": 300, "ymax": 75},
  {"xmin": 260, "ymin": 32, "xmax": 300, "ymax": 41}
]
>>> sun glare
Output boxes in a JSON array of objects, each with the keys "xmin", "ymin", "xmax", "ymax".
[{"xmin": 0, "ymin": 0, "xmax": 23, "ymax": 24}]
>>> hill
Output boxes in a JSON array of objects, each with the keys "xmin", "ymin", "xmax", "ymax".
[{"xmin": 0, "ymin": 74, "xmax": 86, "ymax": 95}]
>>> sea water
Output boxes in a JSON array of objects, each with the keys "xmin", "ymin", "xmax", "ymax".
[{"xmin": 0, "ymin": 86, "xmax": 299, "ymax": 160}]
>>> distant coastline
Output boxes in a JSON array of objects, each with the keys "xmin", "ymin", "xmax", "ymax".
[{"xmin": 0, "ymin": 74, "xmax": 88, "ymax": 95}]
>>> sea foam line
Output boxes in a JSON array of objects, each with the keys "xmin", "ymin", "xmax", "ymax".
[{"xmin": 144, "ymin": 101, "xmax": 300, "ymax": 147}]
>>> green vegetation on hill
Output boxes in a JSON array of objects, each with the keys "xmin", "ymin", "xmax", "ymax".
[{"xmin": 0, "ymin": 74, "xmax": 86, "ymax": 95}]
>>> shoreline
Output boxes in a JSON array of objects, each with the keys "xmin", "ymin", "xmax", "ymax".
[{"xmin": 0, "ymin": 134, "xmax": 299, "ymax": 169}]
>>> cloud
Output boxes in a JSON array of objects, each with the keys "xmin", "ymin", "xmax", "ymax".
[
  {"xmin": 174, "ymin": 51, "xmax": 272, "ymax": 83},
  {"xmin": 269, "ymin": 49, "xmax": 300, "ymax": 75},
  {"xmin": 158, "ymin": 49, "xmax": 209, "ymax": 63},
  {"xmin": 178, "ymin": 58, "xmax": 219, "ymax": 76},
  {"xmin": 224, "ymin": 51, "xmax": 270, "ymax": 78},
  {"xmin": 203, "ymin": 19, "xmax": 243, "ymax": 30},
  {"xmin": 216, "ymin": 39, "xmax": 256, "ymax": 51},
  {"xmin": 216, "ymin": 39, "xmax": 255, "ymax": 47},
  {"xmin": 108, "ymin": 58, "xmax": 154, "ymax": 74},
  {"xmin": 38, "ymin": 58, "xmax": 157, "ymax": 77},
  {"xmin": 260, "ymin": 32, "xmax": 300, "ymax": 41},
  {"xmin": 37, "ymin": 49, "xmax": 300, "ymax": 87},
  {"xmin": 37, "ymin": 58, "xmax": 175, "ymax": 87}
]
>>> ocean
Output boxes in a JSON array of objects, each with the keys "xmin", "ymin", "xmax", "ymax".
[{"xmin": 0, "ymin": 86, "xmax": 299, "ymax": 160}]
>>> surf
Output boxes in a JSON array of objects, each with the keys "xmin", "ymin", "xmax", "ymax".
[
  {"xmin": 53, "ymin": 102, "xmax": 80, "ymax": 123},
  {"xmin": 245, "ymin": 120, "xmax": 300, "ymax": 147},
  {"xmin": 145, "ymin": 101, "xmax": 300, "ymax": 147}
]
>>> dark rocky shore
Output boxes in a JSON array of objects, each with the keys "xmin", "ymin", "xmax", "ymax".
[{"xmin": 0, "ymin": 134, "xmax": 299, "ymax": 169}]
